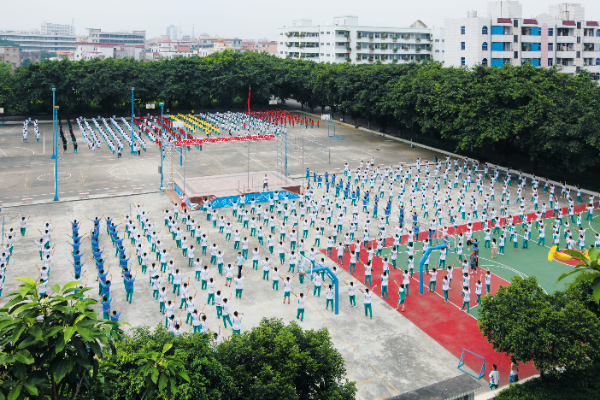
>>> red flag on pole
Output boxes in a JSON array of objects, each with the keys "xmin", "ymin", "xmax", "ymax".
[{"xmin": 247, "ymin": 84, "xmax": 251, "ymax": 112}]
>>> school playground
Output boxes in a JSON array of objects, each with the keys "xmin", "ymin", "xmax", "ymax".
[{"xmin": 323, "ymin": 204, "xmax": 600, "ymax": 386}]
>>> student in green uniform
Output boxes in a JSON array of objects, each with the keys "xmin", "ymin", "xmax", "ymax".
[
  {"xmin": 393, "ymin": 280, "xmax": 406, "ymax": 312},
  {"xmin": 344, "ymin": 280, "xmax": 356, "ymax": 306},
  {"xmin": 359, "ymin": 286, "xmax": 377, "ymax": 319},
  {"xmin": 294, "ymin": 292, "xmax": 308, "ymax": 321}
]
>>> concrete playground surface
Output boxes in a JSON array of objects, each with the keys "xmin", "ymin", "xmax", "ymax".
[
  {"xmin": 0, "ymin": 118, "xmax": 440, "ymax": 206},
  {"xmin": 0, "ymin": 117, "xmax": 491, "ymax": 399},
  {"xmin": 0, "ymin": 194, "xmax": 484, "ymax": 400}
]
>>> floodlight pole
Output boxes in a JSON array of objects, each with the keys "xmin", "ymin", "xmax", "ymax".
[
  {"xmin": 52, "ymin": 88, "xmax": 59, "ymax": 201},
  {"xmin": 53, "ymin": 105, "xmax": 59, "ymax": 202},
  {"xmin": 159, "ymin": 102, "xmax": 165, "ymax": 190},
  {"xmin": 51, "ymin": 88, "xmax": 56, "ymax": 160}
]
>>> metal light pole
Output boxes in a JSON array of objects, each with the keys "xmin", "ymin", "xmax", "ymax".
[
  {"xmin": 159, "ymin": 102, "xmax": 165, "ymax": 190},
  {"xmin": 51, "ymin": 88, "xmax": 56, "ymax": 160},
  {"xmin": 284, "ymin": 129, "xmax": 288, "ymax": 177},
  {"xmin": 247, "ymin": 139, "xmax": 250, "ymax": 191},
  {"xmin": 53, "ymin": 104, "xmax": 59, "ymax": 201},
  {"xmin": 130, "ymin": 87, "xmax": 136, "ymax": 154}
]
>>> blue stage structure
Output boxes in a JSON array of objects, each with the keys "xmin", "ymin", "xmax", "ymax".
[{"xmin": 173, "ymin": 184, "xmax": 300, "ymax": 210}]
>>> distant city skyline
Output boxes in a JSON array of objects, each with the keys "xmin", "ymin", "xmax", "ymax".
[{"xmin": 3, "ymin": 0, "xmax": 600, "ymax": 42}]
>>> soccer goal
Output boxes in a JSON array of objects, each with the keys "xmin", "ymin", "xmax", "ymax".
[{"xmin": 458, "ymin": 348, "xmax": 486, "ymax": 379}]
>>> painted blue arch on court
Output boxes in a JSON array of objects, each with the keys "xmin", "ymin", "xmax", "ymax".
[{"xmin": 189, "ymin": 189, "xmax": 300, "ymax": 209}]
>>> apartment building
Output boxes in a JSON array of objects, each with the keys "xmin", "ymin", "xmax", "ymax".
[
  {"xmin": 0, "ymin": 31, "xmax": 76, "ymax": 52},
  {"xmin": 0, "ymin": 46, "xmax": 20, "ymax": 69},
  {"xmin": 41, "ymin": 22, "xmax": 75, "ymax": 36},
  {"xmin": 253, "ymin": 41, "xmax": 277, "ymax": 54},
  {"xmin": 276, "ymin": 16, "xmax": 441, "ymax": 65},
  {"xmin": 85, "ymin": 28, "xmax": 146, "ymax": 48},
  {"xmin": 444, "ymin": 1, "xmax": 600, "ymax": 77}
]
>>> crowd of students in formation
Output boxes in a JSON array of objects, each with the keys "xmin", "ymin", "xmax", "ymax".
[
  {"xmin": 22, "ymin": 118, "xmax": 39, "ymax": 142},
  {"xmin": 73, "ymin": 116, "xmax": 146, "ymax": 155},
  {"xmin": 21, "ymin": 110, "xmax": 310, "ymax": 158},
  {"xmin": 4, "ymin": 154, "xmax": 598, "ymax": 340},
  {"xmin": 200, "ymin": 111, "xmax": 289, "ymax": 137}
]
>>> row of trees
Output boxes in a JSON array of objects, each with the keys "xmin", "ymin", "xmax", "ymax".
[
  {"xmin": 0, "ymin": 278, "xmax": 355, "ymax": 399},
  {"xmin": 1, "ymin": 51, "xmax": 600, "ymax": 173}
]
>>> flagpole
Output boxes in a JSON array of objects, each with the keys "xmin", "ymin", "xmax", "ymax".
[{"xmin": 248, "ymin": 84, "xmax": 251, "ymax": 112}]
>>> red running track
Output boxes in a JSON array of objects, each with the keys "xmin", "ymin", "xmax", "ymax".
[{"xmin": 319, "ymin": 203, "xmax": 593, "ymax": 384}]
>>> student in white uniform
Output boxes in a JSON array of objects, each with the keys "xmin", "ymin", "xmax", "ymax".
[
  {"xmin": 293, "ymin": 291, "xmax": 309, "ymax": 321},
  {"xmin": 231, "ymin": 311, "xmax": 244, "ymax": 336},
  {"xmin": 359, "ymin": 286, "xmax": 377, "ymax": 319}
]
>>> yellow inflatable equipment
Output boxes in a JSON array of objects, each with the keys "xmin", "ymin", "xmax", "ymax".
[{"xmin": 548, "ymin": 246, "xmax": 589, "ymax": 262}]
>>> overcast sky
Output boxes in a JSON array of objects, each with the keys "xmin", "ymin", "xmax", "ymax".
[{"xmin": 3, "ymin": 0, "xmax": 600, "ymax": 40}]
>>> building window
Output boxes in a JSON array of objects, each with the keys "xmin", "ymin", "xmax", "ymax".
[
  {"xmin": 513, "ymin": 20, "xmax": 519, "ymax": 27},
  {"xmin": 482, "ymin": 26, "xmax": 488, "ymax": 35},
  {"xmin": 577, "ymin": 51, "xmax": 581, "ymax": 58},
  {"xmin": 548, "ymin": 43, "xmax": 553, "ymax": 51},
  {"xmin": 514, "ymin": 35, "xmax": 518, "ymax": 43},
  {"xmin": 577, "ymin": 36, "xmax": 581, "ymax": 43},
  {"xmin": 514, "ymin": 51, "xmax": 518, "ymax": 59},
  {"xmin": 482, "ymin": 58, "xmax": 488, "ymax": 66},
  {"xmin": 461, "ymin": 57, "xmax": 466, "ymax": 66},
  {"xmin": 577, "ymin": 22, "xmax": 581, "ymax": 29},
  {"xmin": 482, "ymin": 42, "xmax": 488, "ymax": 51},
  {"xmin": 435, "ymin": 39, "xmax": 439, "ymax": 42},
  {"xmin": 548, "ymin": 58, "xmax": 553, "ymax": 66},
  {"xmin": 548, "ymin": 28, "xmax": 554, "ymax": 36},
  {"xmin": 461, "ymin": 42, "xmax": 466, "ymax": 50},
  {"xmin": 461, "ymin": 26, "xmax": 465, "ymax": 35}
]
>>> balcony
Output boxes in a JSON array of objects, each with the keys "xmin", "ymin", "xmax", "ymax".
[
  {"xmin": 556, "ymin": 50, "xmax": 576, "ymax": 59},
  {"xmin": 493, "ymin": 35, "xmax": 513, "ymax": 43},
  {"xmin": 556, "ymin": 35, "xmax": 576, "ymax": 43},
  {"xmin": 557, "ymin": 65, "xmax": 576, "ymax": 73},
  {"xmin": 583, "ymin": 35, "xmax": 600, "ymax": 43},
  {"xmin": 520, "ymin": 35, "xmax": 542, "ymax": 43},
  {"xmin": 583, "ymin": 51, "xmax": 600, "ymax": 60},
  {"xmin": 521, "ymin": 50, "xmax": 541, "ymax": 58},
  {"xmin": 491, "ymin": 50, "xmax": 514, "ymax": 59}
]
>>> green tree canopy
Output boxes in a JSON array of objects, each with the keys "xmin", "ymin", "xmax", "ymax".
[{"xmin": 478, "ymin": 276, "xmax": 600, "ymax": 377}]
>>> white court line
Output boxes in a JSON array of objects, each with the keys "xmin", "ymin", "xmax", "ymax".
[
  {"xmin": 0, "ymin": 148, "xmax": 6, "ymax": 157},
  {"xmin": 249, "ymin": 157, "xmax": 267, "ymax": 168},
  {"xmin": 12, "ymin": 147, "xmax": 35, "ymax": 155}
]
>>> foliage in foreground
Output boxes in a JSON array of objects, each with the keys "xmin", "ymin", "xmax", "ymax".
[
  {"xmin": 555, "ymin": 247, "xmax": 600, "ymax": 303},
  {"xmin": 479, "ymin": 277, "xmax": 600, "ymax": 377},
  {"xmin": 108, "ymin": 319, "xmax": 357, "ymax": 400},
  {"xmin": 0, "ymin": 278, "xmax": 355, "ymax": 399},
  {"xmin": 0, "ymin": 278, "xmax": 123, "ymax": 400},
  {"xmin": 495, "ymin": 361, "xmax": 600, "ymax": 400}
]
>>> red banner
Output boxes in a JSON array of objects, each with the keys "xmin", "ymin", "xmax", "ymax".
[{"xmin": 172, "ymin": 134, "xmax": 275, "ymax": 147}]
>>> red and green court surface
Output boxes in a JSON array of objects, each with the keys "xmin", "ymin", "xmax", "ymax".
[{"xmin": 322, "ymin": 205, "xmax": 600, "ymax": 386}]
